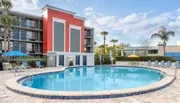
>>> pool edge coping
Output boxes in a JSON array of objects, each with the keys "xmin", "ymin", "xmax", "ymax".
[{"xmin": 5, "ymin": 66, "xmax": 175, "ymax": 99}]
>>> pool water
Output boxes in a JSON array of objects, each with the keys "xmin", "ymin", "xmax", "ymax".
[{"xmin": 22, "ymin": 66, "xmax": 163, "ymax": 91}]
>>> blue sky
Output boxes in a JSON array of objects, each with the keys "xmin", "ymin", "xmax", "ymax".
[{"xmin": 11, "ymin": 0, "xmax": 180, "ymax": 46}]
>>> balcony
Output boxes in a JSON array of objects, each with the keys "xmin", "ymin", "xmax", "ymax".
[
  {"xmin": 85, "ymin": 43, "xmax": 93, "ymax": 47},
  {"xmin": 84, "ymin": 34, "xmax": 92, "ymax": 38}
]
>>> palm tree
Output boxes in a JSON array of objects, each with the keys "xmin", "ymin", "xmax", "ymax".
[
  {"xmin": 151, "ymin": 26, "xmax": 175, "ymax": 56},
  {"xmin": 0, "ymin": 0, "xmax": 12, "ymax": 52},
  {"xmin": 110, "ymin": 39, "xmax": 118, "ymax": 57},
  {"xmin": 0, "ymin": 0, "xmax": 12, "ymax": 14},
  {"xmin": 101, "ymin": 31, "xmax": 108, "ymax": 54},
  {"xmin": 98, "ymin": 45, "xmax": 104, "ymax": 54},
  {"xmin": 0, "ymin": 15, "xmax": 18, "ymax": 51}
]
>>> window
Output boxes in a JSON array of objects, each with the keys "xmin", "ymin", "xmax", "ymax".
[
  {"xmin": 21, "ymin": 43, "xmax": 26, "ymax": 53},
  {"xmin": 21, "ymin": 30, "xmax": 26, "ymax": 40},
  {"xmin": 26, "ymin": 19, "xmax": 37, "ymax": 28},
  {"xmin": 85, "ymin": 30, "xmax": 90, "ymax": 36},
  {"xmin": 21, "ymin": 18, "xmax": 26, "ymax": 27},
  {"xmin": 26, "ymin": 31, "xmax": 32, "ymax": 40},
  {"xmin": 12, "ymin": 29, "xmax": 19, "ymax": 39},
  {"xmin": 76, "ymin": 55, "xmax": 80, "ymax": 65},
  {"xmin": 26, "ymin": 43, "xmax": 32, "ymax": 53},
  {"xmin": 26, "ymin": 31, "xmax": 37, "ymax": 40},
  {"xmin": 13, "ymin": 42, "xmax": 19, "ymax": 50},
  {"xmin": 0, "ymin": 27, "xmax": 4, "ymax": 32}
]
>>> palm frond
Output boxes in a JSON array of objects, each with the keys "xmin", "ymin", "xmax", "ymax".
[
  {"xmin": 150, "ymin": 33, "xmax": 162, "ymax": 39},
  {"xmin": 101, "ymin": 31, "xmax": 108, "ymax": 36},
  {"xmin": 0, "ymin": 0, "xmax": 12, "ymax": 9},
  {"xmin": 160, "ymin": 26, "xmax": 166, "ymax": 32},
  {"xmin": 167, "ymin": 31, "xmax": 175, "ymax": 36},
  {"xmin": 158, "ymin": 29, "xmax": 166, "ymax": 35}
]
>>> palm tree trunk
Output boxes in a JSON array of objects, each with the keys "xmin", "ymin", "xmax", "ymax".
[
  {"xmin": 113, "ymin": 44, "xmax": 115, "ymax": 57},
  {"xmin": 3, "ymin": 25, "xmax": 7, "ymax": 53},
  {"xmin": 7, "ymin": 29, "xmax": 11, "ymax": 51},
  {"xmin": 163, "ymin": 40, "xmax": 166, "ymax": 56},
  {"xmin": 103, "ymin": 36, "xmax": 106, "ymax": 54}
]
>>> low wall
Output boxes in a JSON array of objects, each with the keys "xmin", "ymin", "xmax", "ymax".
[
  {"xmin": 116, "ymin": 61, "xmax": 147, "ymax": 66},
  {"xmin": 116, "ymin": 61, "xmax": 176, "ymax": 67}
]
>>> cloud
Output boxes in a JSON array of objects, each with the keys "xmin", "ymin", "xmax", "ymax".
[
  {"xmin": 11, "ymin": 0, "xmax": 41, "ymax": 15},
  {"xmin": 84, "ymin": 7, "xmax": 180, "ymax": 46},
  {"xmin": 84, "ymin": 7, "xmax": 94, "ymax": 16}
]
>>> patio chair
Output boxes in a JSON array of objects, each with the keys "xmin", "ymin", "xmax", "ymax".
[
  {"xmin": 148, "ymin": 60, "xmax": 151, "ymax": 66},
  {"xmin": 166, "ymin": 61, "xmax": 171, "ymax": 68},
  {"xmin": 153, "ymin": 60, "xmax": 158, "ymax": 67},
  {"xmin": 22, "ymin": 61, "xmax": 31, "ymax": 69},
  {"xmin": 175, "ymin": 61, "xmax": 180, "ymax": 68},
  {"xmin": 7, "ymin": 63, "xmax": 13, "ymax": 72},
  {"xmin": 35, "ymin": 61, "xmax": 44, "ymax": 68},
  {"xmin": 160, "ymin": 60, "xmax": 165, "ymax": 68}
]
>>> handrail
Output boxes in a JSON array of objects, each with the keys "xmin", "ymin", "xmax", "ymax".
[{"xmin": 13, "ymin": 66, "xmax": 33, "ymax": 86}]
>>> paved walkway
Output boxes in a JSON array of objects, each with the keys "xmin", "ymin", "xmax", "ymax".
[{"xmin": 0, "ymin": 67, "xmax": 179, "ymax": 103}]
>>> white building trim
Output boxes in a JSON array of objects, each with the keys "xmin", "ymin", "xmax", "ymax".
[
  {"xmin": 69, "ymin": 25, "xmax": 81, "ymax": 52},
  {"xmin": 52, "ymin": 17, "xmax": 66, "ymax": 52}
]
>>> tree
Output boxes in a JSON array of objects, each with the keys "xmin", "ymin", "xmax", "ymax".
[
  {"xmin": 0, "ymin": 0, "xmax": 12, "ymax": 52},
  {"xmin": 98, "ymin": 45, "xmax": 104, "ymax": 55},
  {"xmin": 94, "ymin": 41, "xmax": 97, "ymax": 46},
  {"xmin": 151, "ymin": 26, "xmax": 175, "ymax": 56},
  {"xmin": 101, "ymin": 31, "xmax": 108, "ymax": 54},
  {"xmin": 0, "ymin": 15, "xmax": 18, "ymax": 51},
  {"xmin": 110, "ymin": 39, "xmax": 118, "ymax": 57},
  {"xmin": 138, "ymin": 38, "xmax": 151, "ymax": 56},
  {"xmin": 116, "ymin": 42, "xmax": 130, "ymax": 56},
  {"xmin": 0, "ymin": 0, "xmax": 12, "ymax": 14}
]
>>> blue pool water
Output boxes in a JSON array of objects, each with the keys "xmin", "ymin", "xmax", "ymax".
[{"xmin": 21, "ymin": 66, "xmax": 163, "ymax": 91}]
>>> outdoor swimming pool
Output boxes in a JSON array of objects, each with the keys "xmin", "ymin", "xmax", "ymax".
[{"xmin": 21, "ymin": 66, "xmax": 164, "ymax": 91}]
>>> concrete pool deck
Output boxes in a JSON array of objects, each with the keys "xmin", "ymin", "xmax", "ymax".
[{"xmin": 0, "ymin": 66, "xmax": 179, "ymax": 103}]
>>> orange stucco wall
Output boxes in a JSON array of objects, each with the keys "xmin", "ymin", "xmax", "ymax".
[{"xmin": 43, "ymin": 8, "xmax": 85, "ymax": 54}]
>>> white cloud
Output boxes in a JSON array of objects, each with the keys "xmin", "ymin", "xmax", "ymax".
[
  {"xmin": 84, "ymin": 7, "xmax": 94, "ymax": 16},
  {"xmin": 84, "ymin": 7, "xmax": 180, "ymax": 46},
  {"xmin": 11, "ymin": 0, "xmax": 41, "ymax": 15}
]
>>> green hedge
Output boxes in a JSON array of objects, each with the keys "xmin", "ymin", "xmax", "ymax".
[
  {"xmin": 116, "ymin": 56, "xmax": 175, "ymax": 62},
  {"xmin": 95, "ymin": 54, "xmax": 115, "ymax": 65},
  {"xmin": 0, "ymin": 56, "xmax": 47, "ymax": 70}
]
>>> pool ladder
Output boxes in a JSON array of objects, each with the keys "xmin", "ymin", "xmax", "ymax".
[{"xmin": 26, "ymin": 70, "xmax": 33, "ymax": 86}]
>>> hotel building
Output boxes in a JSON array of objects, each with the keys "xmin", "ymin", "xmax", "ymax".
[{"xmin": 0, "ymin": 5, "xmax": 95, "ymax": 66}]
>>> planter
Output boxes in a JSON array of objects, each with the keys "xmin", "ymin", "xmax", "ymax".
[{"xmin": 2, "ymin": 62, "xmax": 9, "ymax": 71}]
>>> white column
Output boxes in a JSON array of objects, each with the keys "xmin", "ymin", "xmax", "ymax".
[{"xmin": 121, "ymin": 50, "xmax": 124, "ymax": 56}]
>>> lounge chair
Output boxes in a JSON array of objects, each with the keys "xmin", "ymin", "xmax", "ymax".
[
  {"xmin": 175, "ymin": 61, "xmax": 180, "ymax": 68},
  {"xmin": 153, "ymin": 60, "xmax": 158, "ymax": 67},
  {"xmin": 7, "ymin": 63, "xmax": 13, "ymax": 72},
  {"xmin": 148, "ymin": 60, "xmax": 151, "ymax": 66},
  {"xmin": 22, "ymin": 61, "xmax": 31, "ymax": 69},
  {"xmin": 35, "ymin": 61, "xmax": 44, "ymax": 68},
  {"xmin": 166, "ymin": 61, "xmax": 171, "ymax": 68},
  {"xmin": 160, "ymin": 60, "xmax": 165, "ymax": 68}
]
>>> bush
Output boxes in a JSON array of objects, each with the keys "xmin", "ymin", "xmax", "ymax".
[
  {"xmin": 0, "ymin": 56, "xmax": 47, "ymax": 70},
  {"xmin": 116, "ymin": 56, "xmax": 175, "ymax": 62},
  {"xmin": 95, "ymin": 54, "xmax": 100, "ymax": 65},
  {"xmin": 95, "ymin": 54, "xmax": 115, "ymax": 65}
]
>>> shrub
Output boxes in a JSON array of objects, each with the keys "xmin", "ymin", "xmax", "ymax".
[
  {"xmin": 116, "ymin": 56, "xmax": 175, "ymax": 62},
  {"xmin": 95, "ymin": 54, "xmax": 115, "ymax": 65},
  {"xmin": 95, "ymin": 54, "xmax": 100, "ymax": 65},
  {"xmin": 0, "ymin": 56, "xmax": 47, "ymax": 70}
]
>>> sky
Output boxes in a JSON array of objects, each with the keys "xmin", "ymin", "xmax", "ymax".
[{"xmin": 11, "ymin": 0, "xmax": 180, "ymax": 46}]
